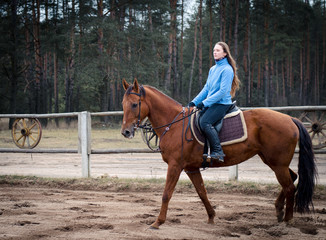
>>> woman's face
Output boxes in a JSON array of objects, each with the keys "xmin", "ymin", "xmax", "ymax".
[{"xmin": 213, "ymin": 44, "xmax": 227, "ymax": 60}]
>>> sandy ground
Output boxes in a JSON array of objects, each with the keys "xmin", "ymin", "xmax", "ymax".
[
  {"xmin": 0, "ymin": 153, "xmax": 325, "ymax": 239},
  {"xmin": 0, "ymin": 184, "xmax": 325, "ymax": 240}
]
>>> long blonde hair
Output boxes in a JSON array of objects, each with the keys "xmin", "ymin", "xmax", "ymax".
[{"xmin": 216, "ymin": 42, "xmax": 240, "ymax": 97}]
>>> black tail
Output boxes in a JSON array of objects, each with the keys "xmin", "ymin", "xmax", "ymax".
[{"xmin": 292, "ymin": 118, "xmax": 317, "ymax": 213}]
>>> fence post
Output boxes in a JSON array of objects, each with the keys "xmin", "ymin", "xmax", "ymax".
[
  {"xmin": 78, "ymin": 111, "xmax": 91, "ymax": 177},
  {"xmin": 228, "ymin": 165, "xmax": 238, "ymax": 181}
]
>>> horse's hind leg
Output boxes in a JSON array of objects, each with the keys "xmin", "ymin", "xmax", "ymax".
[
  {"xmin": 186, "ymin": 170, "xmax": 216, "ymax": 224},
  {"xmin": 275, "ymin": 168, "xmax": 297, "ymax": 222},
  {"xmin": 273, "ymin": 167, "xmax": 296, "ymax": 222}
]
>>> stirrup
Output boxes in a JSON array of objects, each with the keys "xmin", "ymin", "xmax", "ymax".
[
  {"xmin": 203, "ymin": 153, "xmax": 224, "ymax": 163},
  {"xmin": 203, "ymin": 153, "xmax": 211, "ymax": 161},
  {"xmin": 210, "ymin": 153, "xmax": 224, "ymax": 163}
]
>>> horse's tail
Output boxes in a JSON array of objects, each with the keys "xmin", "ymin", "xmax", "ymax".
[{"xmin": 292, "ymin": 118, "xmax": 317, "ymax": 213}]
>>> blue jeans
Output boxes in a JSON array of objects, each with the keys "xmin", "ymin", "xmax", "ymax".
[{"xmin": 199, "ymin": 103, "xmax": 232, "ymax": 130}]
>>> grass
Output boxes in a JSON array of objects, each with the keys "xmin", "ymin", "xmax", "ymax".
[
  {"xmin": 0, "ymin": 120, "xmax": 146, "ymax": 149},
  {"xmin": 0, "ymin": 175, "xmax": 275, "ymax": 193},
  {"xmin": 1, "ymin": 175, "xmax": 325, "ymax": 200}
]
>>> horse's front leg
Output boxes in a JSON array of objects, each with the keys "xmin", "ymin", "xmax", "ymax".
[
  {"xmin": 151, "ymin": 163, "xmax": 182, "ymax": 229},
  {"xmin": 186, "ymin": 169, "xmax": 216, "ymax": 224}
]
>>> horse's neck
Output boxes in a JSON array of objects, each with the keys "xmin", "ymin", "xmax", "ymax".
[{"xmin": 145, "ymin": 88, "xmax": 182, "ymax": 135}]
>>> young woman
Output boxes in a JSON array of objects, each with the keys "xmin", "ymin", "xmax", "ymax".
[{"xmin": 189, "ymin": 42, "xmax": 240, "ymax": 162}]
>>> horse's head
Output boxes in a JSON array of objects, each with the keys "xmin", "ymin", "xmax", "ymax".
[{"xmin": 121, "ymin": 78, "xmax": 148, "ymax": 139}]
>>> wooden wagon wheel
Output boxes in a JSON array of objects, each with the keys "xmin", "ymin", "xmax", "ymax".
[
  {"xmin": 140, "ymin": 117, "xmax": 160, "ymax": 151},
  {"xmin": 299, "ymin": 111, "xmax": 326, "ymax": 149},
  {"xmin": 11, "ymin": 118, "xmax": 42, "ymax": 149}
]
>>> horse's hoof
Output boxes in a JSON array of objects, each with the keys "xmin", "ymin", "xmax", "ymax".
[
  {"xmin": 150, "ymin": 223, "xmax": 160, "ymax": 229},
  {"xmin": 276, "ymin": 210, "xmax": 284, "ymax": 222},
  {"xmin": 207, "ymin": 219, "xmax": 214, "ymax": 224},
  {"xmin": 285, "ymin": 219, "xmax": 294, "ymax": 226}
]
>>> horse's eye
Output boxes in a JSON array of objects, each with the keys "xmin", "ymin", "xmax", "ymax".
[{"xmin": 131, "ymin": 103, "xmax": 138, "ymax": 109}]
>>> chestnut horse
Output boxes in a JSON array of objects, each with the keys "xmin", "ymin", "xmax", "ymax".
[{"xmin": 121, "ymin": 79, "xmax": 316, "ymax": 229}]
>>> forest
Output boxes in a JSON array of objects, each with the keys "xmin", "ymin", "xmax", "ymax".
[{"xmin": 0, "ymin": 0, "xmax": 325, "ymax": 117}]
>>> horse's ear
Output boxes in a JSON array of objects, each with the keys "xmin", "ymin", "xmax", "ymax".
[
  {"xmin": 122, "ymin": 79, "xmax": 130, "ymax": 90},
  {"xmin": 133, "ymin": 78, "xmax": 140, "ymax": 93}
]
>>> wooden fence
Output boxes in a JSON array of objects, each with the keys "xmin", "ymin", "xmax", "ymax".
[{"xmin": 0, "ymin": 106, "xmax": 325, "ymax": 178}]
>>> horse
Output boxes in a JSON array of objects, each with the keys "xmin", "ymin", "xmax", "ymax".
[{"xmin": 121, "ymin": 79, "xmax": 317, "ymax": 229}]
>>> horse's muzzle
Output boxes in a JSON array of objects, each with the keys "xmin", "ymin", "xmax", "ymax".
[{"xmin": 121, "ymin": 127, "xmax": 135, "ymax": 139}]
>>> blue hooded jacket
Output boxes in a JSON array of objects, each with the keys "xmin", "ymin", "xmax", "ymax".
[{"xmin": 192, "ymin": 58, "xmax": 233, "ymax": 107}]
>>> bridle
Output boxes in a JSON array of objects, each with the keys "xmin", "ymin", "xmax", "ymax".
[
  {"xmin": 129, "ymin": 90, "xmax": 143, "ymax": 130},
  {"xmin": 126, "ymin": 85, "xmax": 203, "ymax": 173},
  {"xmin": 128, "ymin": 85, "xmax": 199, "ymax": 132},
  {"xmin": 127, "ymin": 85, "xmax": 199, "ymax": 153}
]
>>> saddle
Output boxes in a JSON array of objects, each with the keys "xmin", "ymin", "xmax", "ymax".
[{"xmin": 190, "ymin": 104, "xmax": 248, "ymax": 147}]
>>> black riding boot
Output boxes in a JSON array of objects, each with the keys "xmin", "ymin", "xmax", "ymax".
[{"xmin": 202, "ymin": 125, "xmax": 225, "ymax": 162}]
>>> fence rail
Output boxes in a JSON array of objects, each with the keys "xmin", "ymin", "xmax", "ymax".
[
  {"xmin": 2, "ymin": 106, "xmax": 326, "ymax": 119},
  {"xmin": 0, "ymin": 111, "xmax": 124, "ymax": 119},
  {"xmin": 1, "ymin": 106, "xmax": 325, "ymax": 178}
]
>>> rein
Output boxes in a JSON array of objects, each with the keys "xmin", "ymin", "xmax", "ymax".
[
  {"xmin": 129, "ymin": 87, "xmax": 199, "ymax": 151},
  {"xmin": 129, "ymin": 87, "xmax": 199, "ymax": 131}
]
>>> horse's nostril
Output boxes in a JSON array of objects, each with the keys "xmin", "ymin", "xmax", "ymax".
[{"xmin": 122, "ymin": 129, "xmax": 131, "ymax": 137}]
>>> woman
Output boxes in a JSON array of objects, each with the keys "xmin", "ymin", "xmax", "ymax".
[{"xmin": 189, "ymin": 42, "xmax": 240, "ymax": 162}]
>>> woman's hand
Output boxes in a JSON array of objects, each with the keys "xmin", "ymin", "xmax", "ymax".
[
  {"xmin": 188, "ymin": 102, "xmax": 195, "ymax": 107},
  {"xmin": 197, "ymin": 102, "xmax": 204, "ymax": 109}
]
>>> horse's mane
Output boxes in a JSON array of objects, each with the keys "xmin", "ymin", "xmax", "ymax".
[{"xmin": 143, "ymin": 85, "xmax": 182, "ymax": 107}]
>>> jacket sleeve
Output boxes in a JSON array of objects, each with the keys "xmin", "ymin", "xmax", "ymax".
[{"xmin": 191, "ymin": 82, "xmax": 209, "ymax": 105}]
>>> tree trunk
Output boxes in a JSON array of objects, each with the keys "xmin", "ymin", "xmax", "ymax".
[
  {"xmin": 148, "ymin": 5, "xmax": 159, "ymax": 86},
  {"xmin": 65, "ymin": 0, "xmax": 75, "ymax": 124},
  {"xmin": 322, "ymin": 2, "xmax": 326, "ymax": 96},
  {"xmin": 315, "ymin": 42, "xmax": 319, "ymax": 104},
  {"xmin": 53, "ymin": 0, "xmax": 59, "ymax": 119},
  {"xmin": 8, "ymin": 0, "xmax": 18, "ymax": 128},
  {"xmin": 75, "ymin": 0, "xmax": 85, "ymax": 112},
  {"xmin": 228, "ymin": 1, "xmax": 233, "ymax": 47},
  {"xmin": 304, "ymin": 27, "xmax": 310, "ymax": 105},
  {"xmin": 52, "ymin": 52, "xmax": 58, "ymax": 126},
  {"xmin": 322, "ymin": 7, "xmax": 326, "ymax": 95},
  {"xmin": 188, "ymin": 13, "xmax": 199, "ymax": 102},
  {"xmin": 219, "ymin": 0, "xmax": 226, "ymax": 42},
  {"xmin": 263, "ymin": 0, "xmax": 269, "ymax": 107},
  {"xmin": 97, "ymin": 0, "xmax": 104, "ymax": 55},
  {"xmin": 300, "ymin": 47, "xmax": 303, "ymax": 103},
  {"xmin": 198, "ymin": 0, "xmax": 203, "ymax": 89},
  {"xmin": 127, "ymin": 5, "xmax": 132, "ymax": 62},
  {"xmin": 208, "ymin": 0, "xmax": 213, "ymax": 67},
  {"xmin": 165, "ymin": 0, "xmax": 177, "ymax": 94},
  {"xmin": 179, "ymin": 0, "xmax": 184, "ymax": 97},
  {"xmin": 234, "ymin": 0, "xmax": 239, "ymax": 60},
  {"xmin": 43, "ymin": 52, "xmax": 48, "ymax": 115},
  {"xmin": 98, "ymin": 0, "xmax": 109, "ymax": 121},
  {"xmin": 286, "ymin": 55, "xmax": 290, "ymax": 105},
  {"xmin": 32, "ymin": 0, "xmax": 42, "ymax": 113},
  {"xmin": 275, "ymin": 59, "xmax": 279, "ymax": 104},
  {"xmin": 289, "ymin": 50, "xmax": 293, "ymax": 92},
  {"xmin": 270, "ymin": 39, "xmax": 275, "ymax": 105},
  {"xmin": 243, "ymin": 0, "xmax": 250, "ymax": 105},
  {"xmin": 172, "ymin": 11, "xmax": 178, "ymax": 99},
  {"xmin": 257, "ymin": 39, "xmax": 261, "ymax": 89},
  {"xmin": 282, "ymin": 60, "xmax": 286, "ymax": 102},
  {"xmin": 43, "ymin": 0, "xmax": 49, "ymax": 115},
  {"xmin": 107, "ymin": 0, "xmax": 116, "ymax": 112},
  {"xmin": 54, "ymin": 52, "xmax": 58, "ymax": 112}
]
